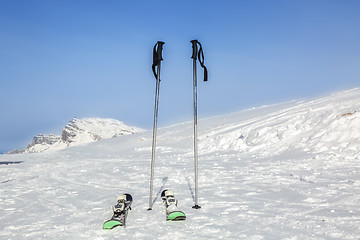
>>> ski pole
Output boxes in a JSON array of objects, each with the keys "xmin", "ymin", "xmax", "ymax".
[
  {"xmin": 190, "ymin": 40, "xmax": 208, "ymax": 209},
  {"xmin": 148, "ymin": 41, "xmax": 165, "ymax": 210}
]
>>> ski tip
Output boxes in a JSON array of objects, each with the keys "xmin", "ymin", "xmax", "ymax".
[
  {"xmin": 147, "ymin": 208, "xmax": 152, "ymax": 211},
  {"xmin": 116, "ymin": 193, "xmax": 133, "ymax": 202},
  {"xmin": 161, "ymin": 189, "xmax": 169, "ymax": 198},
  {"xmin": 124, "ymin": 193, "xmax": 133, "ymax": 202},
  {"xmin": 161, "ymin": 189, "xmax": 176, "ymax": 200},
  {"xmin": 192, "ymin": 205, "xmax": 201, "ymax": 209}
]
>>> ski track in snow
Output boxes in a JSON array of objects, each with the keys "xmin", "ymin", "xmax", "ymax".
[{"xmin": 1, "ymin": 88, "xmax": 360, "ymax": 239}]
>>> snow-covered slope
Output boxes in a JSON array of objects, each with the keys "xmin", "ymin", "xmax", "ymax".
[
  {"xmin": 199, "ymin": 88, "xmax": 360, "ymax": 158},
  {"xmin": 0, "ymin": 88, "xmax": 359, "ymax": 239},
  {"xmin": 8, "ymin": 117, "xmax": 143, "ymax": 153}
]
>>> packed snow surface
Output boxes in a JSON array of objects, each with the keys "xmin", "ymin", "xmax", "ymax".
[{"xmin": 1, "ymin": 88, "xmax": 359, "ymax": 239}]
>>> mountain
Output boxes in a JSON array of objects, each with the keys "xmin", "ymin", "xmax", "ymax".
[
  {"xmin": 0, "ymin": 88, "xmax": 359, "ymax": 239},
  {"xmin": 7, "ymin": 117, "xmax": 143, "ymax": 154}
]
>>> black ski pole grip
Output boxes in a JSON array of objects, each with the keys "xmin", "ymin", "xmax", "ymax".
[
  {"xmin": 190, "ymin": 40, "xmax": 198, "ymax": 60},
  {"xmin": 156, "ymin": 41, "xmax": 165, "ymax": 62},
  {"xmin": 152, "ymin": 41, "xmax": 165, "ymax": 80}
]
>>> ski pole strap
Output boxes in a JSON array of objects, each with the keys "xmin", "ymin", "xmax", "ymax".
[
  {"xmin": 152, "ymin": 41, "xmax": 165, "ymax": 80},
  {"xmin": 198, "ymin": 43, "xmax": 208, "ymax": 82},
  {"xmin": 191, "ymin": 40, "xmax": 208, "ymax": 82}
]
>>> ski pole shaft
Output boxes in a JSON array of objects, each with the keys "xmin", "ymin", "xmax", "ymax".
[
  {"xmin": 149, "ymin": 41, "xmax": 165, "ymax": 210},
  {"xmin": 149, "ymin": 64, "xmax": 160, "ymax": 210},
  {"xmin": 191, "ymin": 40, "xmax": 201, "ymax": 209},
  {"xmin": 193, "ymin": 57, "xmax": 200, "ymax": 208}
]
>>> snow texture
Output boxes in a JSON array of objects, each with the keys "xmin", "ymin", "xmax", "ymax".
[{"xmin": 0, "ymin": 88, "xmax": 360, "ymax": 239}]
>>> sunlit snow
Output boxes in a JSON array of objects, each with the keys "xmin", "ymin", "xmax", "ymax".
[{"xmin": 1, "ymin": 88, "xmax": 359, "ymax": 239}]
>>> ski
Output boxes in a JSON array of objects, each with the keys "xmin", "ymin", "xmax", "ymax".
[
  {"xmin": 103, "ymin": 193, "xmax": 133, "ymax": 229},
  {"xmin": 161, "ymin": 189, "xmax": 186, "ymax": 221}
]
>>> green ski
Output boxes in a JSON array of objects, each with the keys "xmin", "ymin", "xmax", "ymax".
[
  {"xmin": 161, "ymin": 190, "xmax": 186, "ymax": 221},
  {"xmin": 103, "ymin": 194, "xmax": 132, "ymax": 229}
]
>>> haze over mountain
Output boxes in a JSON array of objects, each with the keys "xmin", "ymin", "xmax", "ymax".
[{"xmin": 7, "ymin": 118, "xmax": 143, "ymax": 154}]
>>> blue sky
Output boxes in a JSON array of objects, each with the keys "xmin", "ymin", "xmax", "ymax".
[{"xmin": 1, "ymin": 0, "xmax": 359, "ymax": 153}]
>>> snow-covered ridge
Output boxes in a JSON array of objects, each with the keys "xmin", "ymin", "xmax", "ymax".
[
  {"xmin": 8, "ymin": 117, "xmax": 143, "ymax": 154},
  {"xmin": 198, "ymin": 88, "xmax": 360, "ymax": 159}
]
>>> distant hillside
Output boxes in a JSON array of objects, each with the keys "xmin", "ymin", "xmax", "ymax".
[{"xmin": 7, "ymin": 117, "xmax": 143, "ymax": 154}]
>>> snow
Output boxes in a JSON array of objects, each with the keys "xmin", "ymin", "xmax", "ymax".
[
  {"xmin": 1, "ymin": 88, "xmax": 360, "ymax": 239},
  {"xmin": 9, "ymin": 117, "xmax": 143, "ymax": 154}
]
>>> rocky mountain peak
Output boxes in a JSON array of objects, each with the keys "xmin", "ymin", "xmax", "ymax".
[{"xmin": 8, "ymin": 117, "xmax": 143, "ymax": 154}]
